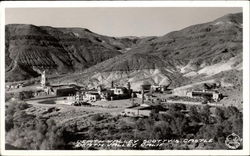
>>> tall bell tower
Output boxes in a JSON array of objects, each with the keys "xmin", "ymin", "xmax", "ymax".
[{"xmin": 41, "ymin": 70, "xmax": 46, "ymax": 88}]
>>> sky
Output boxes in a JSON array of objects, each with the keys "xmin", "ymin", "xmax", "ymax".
[{"xmin": 5, "ymin": 7, "xmax": 242, "ymax": 37}]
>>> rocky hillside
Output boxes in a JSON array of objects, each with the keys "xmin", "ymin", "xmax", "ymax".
[
  {"xmin": 55, "ymin": 13, "xmax": 242, "ymax": 90},
  {"xmin": 5, "ymin": 24, "xmax": 138, "ymax": 81},
  {"xmin": 126, "ymin": 13, "xmax": 242, "ymax": 71},
  {"xmin": 6, "ymin": 13, "xmax": 242, "ymax": 91}
]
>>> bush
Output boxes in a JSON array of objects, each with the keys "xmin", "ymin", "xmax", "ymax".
[
  {"xmin": 5, "ymin": 93, "xmax": 14, "ymax": 102},
  {"xmin": 152, "ymin": 121, "xmax": 172, "ymax": 139},
  {"xmin": 5, "ymin": 101, "xmax": 31, "ymax": 132},
  {"xmin": 90, "ymin": 114, "xmax": 104, "ymax": 121},
  {"xmin": 6, "ymin": 115, "xmax": 66, "ymax": 150},
  {"xmin": 169, "ymin": 103, "xmax": 186, "ymax": 112},
  {"xmin": 5, "ymin": 101, "xmax": 66, "ymax": 150},
  {"xmin": 14, "ymin": 91, "xmax": 34, "ymax": 100},
  {"xmin": 189, "ymin": 106, "xmax": 201, "ymax": 123}
]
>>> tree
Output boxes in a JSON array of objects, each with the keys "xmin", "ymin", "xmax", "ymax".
[
  {"xmin": 135, "ymin": 118, "xmax": 146, "ymax": 131},
  {"xmin": 14, "ymin": 91, "xmax": 34, "ymax": 100},
  {"xmin": 91, "ymin": 114, "xmax": 104, "ymax": 121},
  {"xmin": 5, "ymin": 93, "xmax": 14, "ymax": 102},
  {"xmin": 231, "ymin": 118, "xmax": 243, "ymax": 137},
  {"xmin": 189, "ymin": 106, "xmax": 201, "ymax": 123},
  {"xmin": 215, "ymin": 107, "xmax": 225, "ymax": 123},
  {"xmin": 169, "ymin": 103, "xmax": 186, "ymax": 112},
  {"xmin": 170, "ymin": 114, "xmax": 189, "ymax": 137},
  {"xmin": 152, "ymin": 121, "xmax": 172, "ymax": 139},
  {"xmin": 5, "ymin": 115, "xmax": 14, "ymax": 132},
  {"xmin": 200, "ymin": 105, "xmax": 211, "ymax": 124},
  {"xmin": 5, "ymin": 101, "xmax": 67, "ymax": 150},
  {"xmin": 223, "ymin": 106, "xmax": 240, "ymax": 119},
  {"xmin": 5, "ymin": 101, "xmax": 30, "ymax": 131}
]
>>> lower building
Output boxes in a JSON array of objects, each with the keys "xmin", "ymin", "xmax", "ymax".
[
  {"xmin": 110, "ymin": 87, "xmax": 129, "ymax": 95},
  {"xmin": 85, "ymin": 92, "xmax": 100, "ymax": 102},
  {"xmin": 123, "ymin": 106, "xmax": 152, "ymax": 117},
  {"xmin": 186, "ymin": 90, "xmax": 223, "ymax": 102},
  {"xmin": 151, "ymin": 85, "xmax": 168, "ymax": 92},
  {"xmin": 122, "ymin": 104, "xmax": 167, "ymax": 117}
]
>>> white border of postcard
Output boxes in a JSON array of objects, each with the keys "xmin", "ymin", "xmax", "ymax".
[{"xmin": 0, "ymin": 1, "xmax": 249, "ymax": 156}]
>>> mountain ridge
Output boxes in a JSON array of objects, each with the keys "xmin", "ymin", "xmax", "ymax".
[
  {"xmin": 5, "ymin": 12, "xmax": 242, "ymax": 90},
  {"xmin": 54, "ymin": 12, "xmax": 242, "ymax": 89},
  {"xmin": 5, "ymin": 24, "xmax": 139, "ymax": 81}
]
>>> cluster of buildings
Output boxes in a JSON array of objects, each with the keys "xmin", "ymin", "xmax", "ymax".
[
  {"xmin": 31, "ymin": 70, "xmax": 133, "ymax": 105},
  {"xmin": 122, "ymin": 81, "xmax": 170, "ymax": 117},
  {"xmin": 18, "ymin": 68, "xmax": 223, "ymax": 110},
  {"xmin": 33, "ymin": 71, "xmax": 78, "ymax": 97},
  {"xmin": 122, "ymin": 80, "xmax": 224, "ymax": 117},
  {"xmin": 66, "ymin": 83, "xmax": 132, "ymax": 105},
  {"xmin": 135, "ymin": 80, "xmax": 170, "ymax": 103}
]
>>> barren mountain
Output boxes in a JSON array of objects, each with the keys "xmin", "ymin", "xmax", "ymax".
[
  {"xmin": 54, "ymin": 13, "xmax": 242, "ymax": 90},
  {"xmin": 5, "ymin": 24, "xmax": 138, "ymax": 81},
  {"xmin": 126, "ymin": 13, "xmax": 242, "ymax": 71},
  {"xmin": 6, "ymin": 13, "xmax": 242, "ymax": 91}
]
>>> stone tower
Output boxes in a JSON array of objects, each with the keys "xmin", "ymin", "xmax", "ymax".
[{"xmin": 41, "ymin": 71, "xmax": 46, "ymax": 88}]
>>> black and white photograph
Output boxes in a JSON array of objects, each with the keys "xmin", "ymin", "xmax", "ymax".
[{"xmin": 0, "ymin": 1, "xmax": 249, "ymax": 155}]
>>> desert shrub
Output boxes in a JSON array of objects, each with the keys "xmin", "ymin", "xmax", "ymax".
[
  {"xmin": 150, "ymin": 109, "xmax": 160, "ymax": 120},
  {"xmin": 159, "ymin": 113, "xmax": 172, "ymax": 123},
  {"xmin": 189, "ymin": 105, "xmax": 201, "ymax": 123},
  {"xmin": 214, "ymin": 107, "xmax": 226, "ymax": 123},
  {"xmin": 223, "ymin": 106, "xmax": 240, "ymax": 118},
  {"xmin": 5, "ymin": 115, "xmax": 14, "ymax": 132},
  {"xmin": 16, "ymin": 101, "xmax": 30, "ymax": 110},
  {"xmin": 83, "ymin": 104, "xmax": 242, "ymax": 150},
  {"xmin": 87, "ymin": 126, "xmax": 99, "ymax": 139},
  {"xmin": 152, "ymin": 121, "xmax": 172, "ymax": 139},
  {"xmin": 23, "ymin": 79, "xmax": 35, "ymax": 86},
  {"xmin": 13, "ymin": 111, "xmax": 36, "ymax": 129},
  {"xmin": 13, "ymin": 92, "xmax": 24, "ymax": 100},
  {"xmin": 169, "ymin": 103, "xmax": 186, "ymax": 112},
  {"xmin": 169, "ymin": 114, "xmax": 189, "ymax": 137},
  {"xmin": 5, "ymin": 93, "xmax": 14, "ymax": 102},
  {"xmin": 5, "ymin": 101, "xmax": 31, "ymax": 132},
  {"xmin": 143, "ymin": 118, "xmax": 155, "ymax": 133},
  {"xmin": 13, "ymin": 91, "xmax": 34, "ymax": 100},
  {"xmin": 231, "ymin": 118, "xmax": 243, "ymax": 137},
  {"xmin": 22, "ymin": 91, "xmax": 34, "ymax": 99},
  {"xmin": 135, "ymin": 118, "xmax": 146, "ymax": 131},
  {"xmin": 196, "ymin": 105, "xmax": 243, "ymax": 149},
  {"xmin": 119, "ymin": 123, "xmax": 133, "ymax": 133},
  {"xmin": 199, "ymin": 105, "xmax": 212, "ymax": 124},
  {"xmin": 90, "ymin": 114, "xmax": 104, "ymax": 121},
  {"xmin": 6, "ymin": 115, "xmax": 66, "ymax": 150},
  {"xmin": 5, "ymin": 101, "xmax": 66, "ymax": 150}
]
